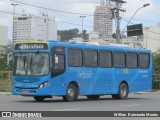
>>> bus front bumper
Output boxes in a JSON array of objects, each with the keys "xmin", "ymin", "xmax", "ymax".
[{"xmin": 11, "ymin": 85, "xmax": 53, "ymax": 96}]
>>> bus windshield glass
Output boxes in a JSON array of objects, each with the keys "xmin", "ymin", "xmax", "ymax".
[{"xmin": 13, "ymin": 53, "xmax": 49, "ymax": 76}]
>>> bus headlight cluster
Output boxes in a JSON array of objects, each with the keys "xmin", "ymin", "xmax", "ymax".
[
  {"xmin": 12, "ymin": 83, "xmax": 15, "ymax": 88},
  {"xmin": 39, "ymin": 81, "xmax": 48, "ymax": 89}
]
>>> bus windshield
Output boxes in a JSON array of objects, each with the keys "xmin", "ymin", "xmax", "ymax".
[{"xmin": 13, "ymin": 53, "xmax": 49, "ymax": 76}]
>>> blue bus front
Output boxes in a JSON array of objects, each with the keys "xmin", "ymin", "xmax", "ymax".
[{"xmin": 11, "ymin": 42, "xmax": 53, "ymax": 97}]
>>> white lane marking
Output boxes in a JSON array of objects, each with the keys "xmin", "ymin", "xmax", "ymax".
[
  {"xmin": 53, "ymin": 108, "xmax": 80, "ymax": 111},
  {"xmin": 120, "ymin": 104, "xmax": 140, "ymax": 107}
]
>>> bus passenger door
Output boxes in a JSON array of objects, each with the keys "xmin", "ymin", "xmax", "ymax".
[{"xmin": 50, "ymin": 46, "xmax": 66, "ymax": 95}]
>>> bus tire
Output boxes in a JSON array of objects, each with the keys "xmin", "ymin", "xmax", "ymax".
[
  {"xmin": 62, "ymin": 84, "xmax": 78, "ymax": 102},
  {"xmin": 33, "ymin": 96, "xmax": 45, "ymax": 102},
  {"xmin": 112, "ymin": 83, "xmax": 128, "ymax": 99},
  {"xmin": 86, "ymin": 95, "xmax": 100, "ymax": 100}
]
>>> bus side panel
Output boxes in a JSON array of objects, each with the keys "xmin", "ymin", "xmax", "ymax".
[
  {"xmin": 65, "ymin": 67, "xmax": 114, "ymax": 95},
  {"xmin": 66, "ymin": 67, "xmax": 97, "ymax": 95},
  {"xmin": 50, "ymin": 75, "xmax": 67, "ymax": 96},
  {"xmin": 113, "ymin": 67, "xmax": 152, "ymax": 94},
  {"xmin": 93, "ymin": 68, "xmax": 114, "ymax": 94}
]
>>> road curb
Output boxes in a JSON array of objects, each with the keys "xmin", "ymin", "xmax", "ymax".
[
  {"xmin": 0, "ymin": 92, "xmax": 12, "ymax": 95},
  {"xmin": 135, "ymin": 91, "xmax": 160, "ymax": 94}
]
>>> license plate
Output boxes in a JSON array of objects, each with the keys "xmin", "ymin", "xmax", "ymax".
[{"xmin": 23, "ymin": 90, "xmax": 29, "ymax": 93}]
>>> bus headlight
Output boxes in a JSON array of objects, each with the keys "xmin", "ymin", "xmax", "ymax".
[
  {"xmin": 39, "ymin": 81, "xmax": 48, "ymax": 89},
  {"xmin": 39, "ymin": 84, "xmax": 43, "ymax": 89},
  {"xmin": 44, "ymin": 81, "xmax": 48, "ymax": 86},
  {"xmin": 12, "ymin": 83, "xmax": 15, "ymax": 88}
]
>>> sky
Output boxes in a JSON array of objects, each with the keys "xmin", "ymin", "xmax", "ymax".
[{"xmin": 0, "ymin": 0, "xmax": 160, "ymax": 39}]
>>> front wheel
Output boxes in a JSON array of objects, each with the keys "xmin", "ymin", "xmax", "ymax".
[
  {"xmin": 33, "ymin": 96, "xmax": 45, "ymax": 102},
  {"xmin": 62, "ymin": 84, "xmax": 78, "ymax": 102},
  {"xmin": 112, "ymin": 83, "xmax": 128, "ymax": 99}
]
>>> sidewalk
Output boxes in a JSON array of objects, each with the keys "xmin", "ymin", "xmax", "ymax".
[
  {"xmin": 0, "ymin": 92, "xmax": 12, "ymax": 95},
  {"xmin": 135, "ymin": 90, "xmax": 160, "ymax": 94}
]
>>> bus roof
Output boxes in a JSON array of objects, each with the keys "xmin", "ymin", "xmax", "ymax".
[
  {"xmin": 47, "ymin": 40, "xmax": 151, "ymax": 53},
  {"xmin": 14, "ymin": 40, "xmax": 151, "ymax": 53}
]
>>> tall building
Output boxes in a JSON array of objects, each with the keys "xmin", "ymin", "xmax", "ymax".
[
  {"xmin": 93, "ymin": 5, "xmax": 112, "ymax": 39},
  {"xmin": 13, "ymin": 14, "xmax": 57, "ymax": 43},
  {"xmin": 0, "ymin": 26, "xmax": 10, "ymax": 46}
]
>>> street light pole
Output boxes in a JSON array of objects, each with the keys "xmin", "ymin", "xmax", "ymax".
[
  {"xmin": 145, "ymin": 27, "xmax": 150, "ymax": 49},
  {"xmin": 11, "ymin": 3, "xmax": 18, "ymax": 43},
  {"xmin": 122, "ymin": 3, "xmax": 150, "ymax": 34},
  {"xmin": 80, "ymin": 16, "xmax": 86, "ymax": 39}
]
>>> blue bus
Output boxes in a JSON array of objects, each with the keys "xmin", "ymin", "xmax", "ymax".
[{"xmin": 12, "ymin": 40, "xmax": 152, "ymax": 102}]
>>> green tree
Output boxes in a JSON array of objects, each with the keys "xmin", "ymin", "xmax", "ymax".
[
  {"xmin": 0, "ymin": 53, "xmax": 12, "ymax": 71},
  {"xmin": 82, "ymin": 30, "xmax": 89, "ymax": 40},
  {"xmin": 153, "ymin": 49, "xmax": 160, "ymax": 73},
  {"xmin": 112, "ymin": 33, "xmax": 126, "ymax": 39},
  {"xmin": 58, "ymin": 28, "xmax": 80, "ymax": 41},
  {"xmin": 58, "ymin": 28, "xmax": 89, "ymax": 41}
]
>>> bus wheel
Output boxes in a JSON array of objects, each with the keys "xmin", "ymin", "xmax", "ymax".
[
  {"xmin": 33, "ymin": 96, "xmax": 45, "ymax": 102},
  {"xmin": 112, "ymin": 83, "xmax": 128, "ymax": 99},
  {"xmin": 86, "ymin": 95, "xmax": 100, "ymax": 100},
  {"xmin": 63, "ymin": 84, "xmax": 78, "ymax": 102}
]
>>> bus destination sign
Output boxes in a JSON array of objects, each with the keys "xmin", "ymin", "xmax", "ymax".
[{"xmin": 15, "ymin": 43, "xmax": 48, "ymax": 50}]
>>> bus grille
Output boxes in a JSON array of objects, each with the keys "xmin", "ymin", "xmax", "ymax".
[{"xmin": 15, "ymin": 78, "xmax": 40, "ymax": 83}]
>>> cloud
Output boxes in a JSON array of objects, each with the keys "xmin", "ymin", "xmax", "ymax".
[{"xmin": 0, "ymin": 0, "xmax": 160, "ymax": 39}]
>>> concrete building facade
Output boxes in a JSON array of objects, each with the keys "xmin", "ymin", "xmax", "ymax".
[
  {"xmin": 143, "ymin": 25, "xmax": 160, "ymax": 52},
  {"xmin": 13, "ymin": 15, "xmax": 57, "ymax": 43},
  {"xmin": 93, "ymin": 5, "xmax": 112, "ymax": 39},
  {"xmin": 122, "ymin": 24, "xmax": 160, "ymax": 52}
]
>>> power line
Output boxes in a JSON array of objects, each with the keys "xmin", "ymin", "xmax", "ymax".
[
  {"xmin": 57, "ymin": 21, "xmax": 92, "ymax": 28},
  {"xmin": 121, "ymin": 17, "xmax": 160, "ymax": 36},
  {"xmin": 10, "ymin": 0, "xmax": 94, "ymax": 16},
  {"xmin": 146, "ymin": 29, "xmax": 160, "ymax": 36},
  {"xmin": 143, "ymin": 36, "xmax": 160, "ymax": 41},
  {"xmin": 0, "ymin": 11, "xmax": 93, "ymax": 28},
  {"xmin": 10, "ymin": 0, "xmax": 115, "ymax": 24},
  {"xmin": 124, "ymin": 17, "xmax": 158, "ymax": 23}
]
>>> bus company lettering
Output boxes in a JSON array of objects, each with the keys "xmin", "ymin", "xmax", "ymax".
[
  {"xmin": 139, "ymin": 70, "xmax": 148, "ymax": 74},
  {"xmin": 76, "ymin": 71, "xmax": 93, "ymax": 79}
]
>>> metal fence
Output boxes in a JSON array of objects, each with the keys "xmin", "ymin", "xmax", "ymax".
[
  {"xmin": 153, "ymin": 74, "xmax": 160, "ymax": 89},
  {"xmin": 0, "ymin": 71, "xmax": 12, "ymax": 92}
]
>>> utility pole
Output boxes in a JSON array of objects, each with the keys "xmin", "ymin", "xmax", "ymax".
[
  {"xmin": 109, "ymin": 0, "xmax": 126, "ymax": 44},
  {"xmin": 115, "ymin": 1, "xmax": 120, "ymax": 44},
  {"xmin": 80, "ymin": 16, "xmax": 86, "ymax": 40},
  {"xmin": 11, "ymin": 3, "xmax": 18, "ymax": 43},
  {"xmin": 145, "ymin": 27, "xmax": 150, "ymax": 49}
]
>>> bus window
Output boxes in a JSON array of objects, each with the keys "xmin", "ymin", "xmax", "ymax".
[
  {"xmin": 99, "ymin": 51, "xmax": 112, "ymax": 68},
  {"xmin": 51, "ymin": 46, "xmax": 66, "ymax": 77},
  {"xmin": 139, "ymin": 53, "xmax": 150, "ymax": 69},
  {"xmin": 68, "ymin": 49, "xmax": 82, "ymax": 67},
  {"xmin": 126, "ymin": 53, "xmax": 138, "ymax": 68},
  {"xmin": 13, "ymin": 53, "xmax": 49, "ymax": 76},
  {"xmin": 84, "ymin": 50, "xmax": 98, "ymax": 67},
  {"xmin": 114, "ymin": 52, "xmax": 125, "ymax": 68}
]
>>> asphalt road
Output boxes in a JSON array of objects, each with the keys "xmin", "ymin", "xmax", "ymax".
[
  {"xmin": 1, "ymin": 93, "xmax": 160, "ymax": 120},
  {"xmin": 0, "ymin": 93, "xmax": 160, "ymax": 111}
]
